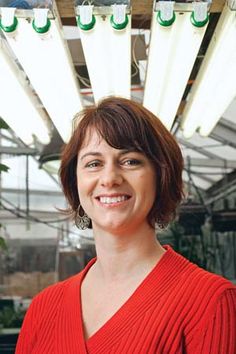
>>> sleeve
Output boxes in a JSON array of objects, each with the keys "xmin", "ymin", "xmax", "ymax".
[
  {"xmin": 186, "ymin": 288, "xmax": 236, "ymax": 354},
  {"xmin": 15, "ymin": 297, "xmax": 39, "ymax": 354}
]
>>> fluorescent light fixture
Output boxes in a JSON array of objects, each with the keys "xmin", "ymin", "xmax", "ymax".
[
  {"xmin": 0, "ymin": 38, "xmax": 50, "ymax": 145},
  {"xmin": 143, "ymin": 1, "xmax": 209, "ymax": 130},
  {"xmin": 76, "ymin": 5, "xmax": 131, "ymax": 103},
  {"xmin": 3, "ymin": 10, "xmax": 83, "ymax": 142},
  {"xmin": 182, "ymin": 2, "xmax": 236, "ymax": 138}
]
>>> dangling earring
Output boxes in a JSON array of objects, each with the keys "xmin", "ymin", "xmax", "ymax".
[{"xmin": 75, "ymin": 205, "xmax": 90, "ymax": 230}]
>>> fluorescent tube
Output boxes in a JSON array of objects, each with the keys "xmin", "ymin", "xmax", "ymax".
[
  {"xmin": 182, "ymin": 2, "xmax": 236, "ymax": 138},
  {"xmin": 4, "ymin": 15, "xmax": 83, "ymax": 142},
  {"xmin": 77, "ymin": 6, "xmax": 131, "ymax": 103},
  {"xmin": 143, "ymin": 3, "xmax": 208, "ymax": 130},
  {"xmin": 0, "ymin": 38, "xmax": 50, "ymax": 145}
]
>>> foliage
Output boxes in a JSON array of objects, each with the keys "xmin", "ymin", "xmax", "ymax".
[
  {"xmin": 0, "ymin": 118, "xmax": 9, "ymax": 130},
  {"xmin": 0, "ymin": 223, "xmax": 7, "ymax": 252},
  {"xmin": 0, "ymin": 236, "xmax": 7, "ymax": 251},
  {"xmin": 0, "ymin": 163, "xmax": 9, "ymax": 173},
  {"xmin": 0, "ymin": 117, "xmax": 10, "ymax": 173},
  {"xmin": 0, "ymin": 306, "xmax": 25, "ymax": 329},
  {"xmin": 0, "ymin": 118, "xmax": 10, "ymax": 250},
  {"xmin": 0, "ymin": 118, "xmax": 10, "ymax": 174}
]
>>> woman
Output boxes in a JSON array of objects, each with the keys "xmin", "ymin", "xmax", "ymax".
[{"xmin": 16, "ymin": 97, "xmax": 236, "ymax": 353}]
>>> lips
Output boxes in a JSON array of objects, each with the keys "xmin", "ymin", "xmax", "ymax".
[{"xmin": 95, "ymin": 194, "xmax": 131, "ymax": 205}]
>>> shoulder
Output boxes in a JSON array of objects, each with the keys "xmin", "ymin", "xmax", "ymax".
[
  {"xmin": 167, "ymin": 246, "xmax": 235, "ymax": 296},
  {"xmin": 184, "ymin": 285, "xmax": 236, "ymax": 352},
  {"xmin": 27, "ymin": 270, "xmax": 84, "ymax": 321},
  {"xmin": 15, "ymin": 270, "xmax": 86, "ymax": 353},
  {"xmin": 166, "ymin": 248, "xmax": 236, "ymax": 350},
  {"xmin": 26, "ymin": 257, "xmax": 96, "ymax": 319},
  {"xmin": 182, "ymin": 269, "xmax": 236, "ymax": 351},
  {"xmin": 183, "ymin": 264, "xmax": 236, "ymax": 319},
  {"xmin": 185, "ymin": 260, "xmax": 234, "ymax": 290},
  {"xmin": 164, "ymin": 247, "xmax": 236, "ymax": 321},
  {"xmin": 167, "ymin": 248, "xmax": 236, "ymax": 331},
  {"xmin": 183, "ymin": 258, "xmax": 235, "ymax": 300},
  {"xmin": 34, "ymin": 270, "xmax": 83, "ymax": 304}
]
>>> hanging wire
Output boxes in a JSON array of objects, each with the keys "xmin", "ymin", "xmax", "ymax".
[
  {"xmin": 82, "ymin": 0, "xmax": 94, "ymax": 5},
  {"xmin": 76, "ymin": 72, "xmax": 91, "ymax": 88},
  {"xmin": 131, "ymin": 33, "xmax": 140, "ymax": 78},
  {"xmin": 185, "ymin": 157, "xmax": 213, "ymax": 218},
  {"xmin": 1, "ymin": 196, "xmax": 68, "ymax": 224},
  {"xmin": 131, "ymin": 18, "xmax": 149, "ymax": 81},
  {"xmin": 0, "ymin": 195, "xmax": 94, "ymax": 242}
]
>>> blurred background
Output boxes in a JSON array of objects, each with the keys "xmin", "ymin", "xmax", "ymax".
[{"xmin": 0, "ymin": 0, "xmax": 236, "ymax": 351}]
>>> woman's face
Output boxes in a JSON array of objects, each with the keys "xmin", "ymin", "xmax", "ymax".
[{"xmin": 76, "ymin": 128, "xmax": 157, "ymax": 234}]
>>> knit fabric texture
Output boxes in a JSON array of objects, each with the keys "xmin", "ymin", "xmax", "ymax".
[{"xmin": 15, "ymin": 245, "xmax": 236, "ymax": 353}]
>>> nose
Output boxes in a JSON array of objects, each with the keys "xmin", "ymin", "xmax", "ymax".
[{"xmin": 100, "ymin": 163, "xmax": 123, "ymax": 188}]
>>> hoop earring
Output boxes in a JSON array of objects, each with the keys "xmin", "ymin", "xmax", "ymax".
[{"xmin": 75, "ymin": 205, "xmax": 90, "ymax": 230}]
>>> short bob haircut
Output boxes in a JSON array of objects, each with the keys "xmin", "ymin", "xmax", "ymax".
[{"xmin": 60, "ymin": 96, "xmax": 184, "ymax": 229}]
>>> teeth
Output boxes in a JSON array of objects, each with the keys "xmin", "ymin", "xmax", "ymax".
[{"xmin": 99, "ymin": 196, "xmax": 128, "ymax": 204}]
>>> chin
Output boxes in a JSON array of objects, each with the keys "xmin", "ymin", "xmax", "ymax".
[
  {"xmin": 94, "ymin": 218, "xmax": 130, "ymax": 233},
  {"xmin": 92, "ymin": 211, "xmax": 149, "ymax": 233},
  {"xmin": 97, "ymin": 218, "xmax": 146, "ymax": 235}
]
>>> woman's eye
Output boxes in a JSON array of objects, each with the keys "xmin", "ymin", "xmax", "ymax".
[
  {"xmin": 85, "ymin": 161, "xmax": 101, "ymax": 168},
  {"xmin": 123, "ymin": 159, "xmax": 141, "ymax": 166}
]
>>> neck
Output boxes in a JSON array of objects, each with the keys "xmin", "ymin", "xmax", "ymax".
[{"xmin": 92, "ymin": 224, "xmax": 165, "ymax": 282}]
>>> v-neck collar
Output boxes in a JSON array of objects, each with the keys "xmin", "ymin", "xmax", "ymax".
[{"xmin": 58, "ymin": 245, "xmax": 186, "ymax": 353}]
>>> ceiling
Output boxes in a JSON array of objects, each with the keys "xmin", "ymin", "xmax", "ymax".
[{"xmin": 0, "ymin": 0, "xmax": 236, "ymax": 225}]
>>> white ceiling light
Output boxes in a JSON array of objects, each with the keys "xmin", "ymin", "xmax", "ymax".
[
  {"xmin": 143, "ymin": 1, "xmax": 209, "ymax": 130},
  {"xmin": 182, "ymin": 1, "xmax": 236, "ymax": 138},
  {"xmin": 0, "ymin": 37, "xmax": 50, "ymax": 145},
  {"xmin": 1, "ymin": 8, "xmax": 83, "ymax": 142},
  {"xmin": 76, "ymin": 4, "xmax": 131, "ymax": 103}
]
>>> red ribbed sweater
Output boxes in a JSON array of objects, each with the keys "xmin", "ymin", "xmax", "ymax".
[{"xmin": 16, "ymin": 246, "xmax": 236, "ymax": 353}]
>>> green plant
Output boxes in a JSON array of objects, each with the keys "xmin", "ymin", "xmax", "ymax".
[
  {"xmin": 0, "ymin": 117, "xmax": 10, "ymax": 174},
  {"xmin": 0, "ymin": 118, "xmax": 10, "ymax": 251},
  {"xmin": 0, "ymin": 227, "xmax": 7, "ymax": 251},
  {"xmin": 0, "ymin": 306, "xmax": 25, "ymax": 329}
]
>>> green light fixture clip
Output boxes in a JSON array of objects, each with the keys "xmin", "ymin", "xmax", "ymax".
[
  {"xmin": 191, "ymin": 1, "xmax": 209, "ymax": 27},
  {"xmin": 77, "ymin": 5, "xmax": 96, "ymax": 31},
  {"xmin": 0, "ymin": 8, "xmax": 18, "ymax": 33},
  {"xmin": 157, "ymin": 1, "xmax": 175, "ymax": 27},
  {"xmin": 32, "ymin": 9, "xmax": 51, "ymax": 34},
  {"xmin": 110, "ymin": 4, "xmax": 129, "ymax": 30}
]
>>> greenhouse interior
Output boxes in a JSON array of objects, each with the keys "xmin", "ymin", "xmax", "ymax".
[{"xmin": 0, "ymin": 0, "xmax": 236, "ymax": 352}]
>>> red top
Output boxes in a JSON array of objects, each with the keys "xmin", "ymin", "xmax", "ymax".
[{"xmin": 16, "ymin": 245, "xmax": 236, "ymax": 353}]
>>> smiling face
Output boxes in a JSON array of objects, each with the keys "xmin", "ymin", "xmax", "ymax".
[{"xmin": 76, "ymin": 129, "xmax": 157, "ymax": 235}]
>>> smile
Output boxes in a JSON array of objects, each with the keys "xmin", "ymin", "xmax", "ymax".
[{"xmin": 97, "ymin": 195, "xmax": 130, "ymax": 205}]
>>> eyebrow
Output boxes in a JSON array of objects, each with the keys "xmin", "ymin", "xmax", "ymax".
[{"xmin": 79, "ymin": 149, "xmax": 141, "ymax": 161}]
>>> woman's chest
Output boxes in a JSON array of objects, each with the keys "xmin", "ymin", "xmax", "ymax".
[
  {"xmin": 32, "ymin": 303, "xmax": 185, "ymax": 354},
  {"xmin": 81, "ymin": 279, "xmax": 141, "ymax": 340}
]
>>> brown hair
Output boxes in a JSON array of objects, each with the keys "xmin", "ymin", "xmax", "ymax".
[{"xmin": 59, "ymin": 96, "xmax": 184, "ymax": 228}]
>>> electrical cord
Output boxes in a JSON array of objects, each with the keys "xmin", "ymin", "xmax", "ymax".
[
  {"xmin": 0, "ymin": 195, "xmax": 67, "ymax": 224},
  {"xmin": 76, "ymin": 72, "xmax": 91, "ymax": 88},
  {"xmin": 0, "ymin": 196, "xmax": 93, "ymax": 240},
  {"xmin": 131, "ymin": 21, "xmax": 149, "ymax": 81},
  {"xmin": 185, "ymin": 162, "xmax": 213, "ymax": 218}
]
